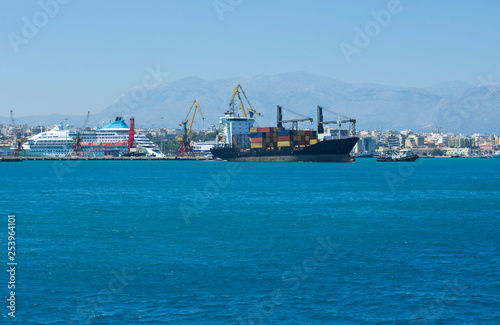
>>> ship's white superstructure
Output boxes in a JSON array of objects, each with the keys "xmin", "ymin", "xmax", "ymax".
[
  {"xmin": 215, "ymin": 111, "xmax": 254, "ymax": 148},
  {"xmin": 15, "ymin": 118, "xmax": 165, "ymax": 157}
]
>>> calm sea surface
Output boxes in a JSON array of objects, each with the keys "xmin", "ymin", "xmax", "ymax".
[{"xmin": 1, "ymin": 158, "xmax": 499, "ymax": 324}]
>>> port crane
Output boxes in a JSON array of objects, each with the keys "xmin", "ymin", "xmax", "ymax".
[
  {"xmin": 276, "ymin": 105, "xmax": 313, "ymax": 130},
  {"xmin": 10, "ymin": 110, "xmax": 25, "ymax": 156},
  {"xmin": 72, "ymin": 111, "xmax": 90, "ymax": 155},
  {"xmin": 177, "ymin": 100, "xmax": 204, "ymax": 158},
  {"xmin": 317, "ymin": 106, "xmax": 356, "ymax": 135},
  {"xmin": 121, "ymin": 117, "xmax": 144, "ymax": 157},
  {"xmin": 229, "ymin": 84, "xmax": 262, "ymax": 118}
]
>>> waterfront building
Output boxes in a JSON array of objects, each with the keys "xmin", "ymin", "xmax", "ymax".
[
  {"xmin": 445, "ymin": 147, "xmax": 471, "ymax": 156},
  {"xmin": 448, "ymin": 137, "xmax": 471, "ymax": 148}
]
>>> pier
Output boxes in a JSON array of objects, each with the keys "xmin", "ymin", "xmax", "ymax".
[{"xmin": 2, "ymin": 156, "xmax": 212, "ymax": 161}]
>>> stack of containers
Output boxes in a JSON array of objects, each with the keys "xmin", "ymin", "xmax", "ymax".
[
  {"xmin": 251, "ymin": 127, "xmax": 318, "ymax": 149},
  {"xmin": 249, "ymin": 127, "xmax": 280, "ymax": 149},
  {"xmin": 277, "ymin": 129, "xmax": 318, "ymax": 147},
  {"xmin": 277, "ymin": 129, "xmax": 293, "ymax": 147},
  {"xmin": 250, "ymin": 132, "xmax": 266, "ymax": 149},
  {"xmin": 306, "ymin": 130, "xmax": 318, "ymax": 145}
]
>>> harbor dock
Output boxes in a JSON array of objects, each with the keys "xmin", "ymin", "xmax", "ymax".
[{"xmin": 2, "ymin": 156, "xmax": 212, "ymax": 161}]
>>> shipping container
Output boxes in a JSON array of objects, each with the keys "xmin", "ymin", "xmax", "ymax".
[
  {"xmin": 257, "ymin": 127, "xmax": 272, "ymax": 133},
  {"xmin": 277, "ymin": 141, "xmax": 292, "ymax": 147},
  {"xmin": 250, "ymin": 143, "xmax": 264, "ymax": 149},
  {"xmin": 250, "ymin": 132, "xmax": 267, "ymax": 138},
  {"xmin": 277, "ymin": 130, "xmax": 293, "ymax": 136},
  {"xmin": 250, "ymin": 137, "xmax": 264, "ymax": 143}
]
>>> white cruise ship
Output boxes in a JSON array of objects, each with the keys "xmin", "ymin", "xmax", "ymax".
[{"xmin": 15, "ymin": 117, "xmax": 165, "ymax": 157}]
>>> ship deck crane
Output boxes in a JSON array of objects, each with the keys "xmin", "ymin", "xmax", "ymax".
[
  {"xmin": 229, "ymin": 84, "xmax": 262, "ymax": 118},
  {"xmin": 276, "ymin": 105, "xmax": 313, "ymax": 130},
  {"xmin": 177, "ymin": 100, "xmax": 204, "ymax": 158},
  {"xmin": 317, "ymin": 106, "xmax": 356, "ymax": 135},
  {"xmin": 10, "ymin": 110, "xmax": 25, "ymax": 156}
]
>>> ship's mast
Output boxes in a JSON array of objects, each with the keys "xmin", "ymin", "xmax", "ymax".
[{"xmin": 317, "ymin": 106, "xmax": 324, "ymax": 134}]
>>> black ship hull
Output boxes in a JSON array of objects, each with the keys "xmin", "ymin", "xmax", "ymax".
[{"xmin": 211, "ymin": 137, "xmax": 359, "ymax": 162}]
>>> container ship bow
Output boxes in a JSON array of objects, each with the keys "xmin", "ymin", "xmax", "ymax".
[{"xmin": 210, "ymin": 95, "xmax": 359, "ymax": 162}]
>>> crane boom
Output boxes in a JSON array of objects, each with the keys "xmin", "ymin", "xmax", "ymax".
[
  {"xmin": 187, "ymin": 100, "xmax": 203, "ymax": 136},
  {"xmin": 9, "ymin": 110, "xmax": 25, "ymax": 155},
  {"xmin": 177, "ymin": 100, "xmax": 204, "ymax": 158},
  {"xmin": 322, "ymin": 119, "xmax": 356, "ymax": 124},
  {"xmin": 230, "ymin": 84, "xmax": 247, "ymax": 117},
  {"xmin": 317, "ymin": 105, "xmax": 356, "ymax": 134},
  {"xmin": 282, "ymin": 118, "xmax": 313, "ymax": 123},
  {"xmin": 238, "ymin": 85, "xmax": 261, "ymax": 117},
  {"xmin": 83, "ymin": 111, "xmax": 90, "ymax": 129},
  {"xmin": 276, "ymin": 105, "xmax": 313, "ymax": 130},
  {"xmin": 10, "ymin": 110, "xmax": 15, "ymax": 128},
  {"xmin": 179, "ymin": 100, "xmax": 204, "ymax": 137},
  {"xmin": 229, "ymin": 84, "xmax": 261, "ymax": 118}
]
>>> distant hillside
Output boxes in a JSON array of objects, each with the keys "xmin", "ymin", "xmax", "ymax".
[{"xmin": 2, "ymin": 72, "xmax": 499, "ymax": 133}]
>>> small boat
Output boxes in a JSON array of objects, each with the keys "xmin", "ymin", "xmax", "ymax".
[{"xmin": 377, "ymin": 148, "xmax": 419, "ymax": 162}]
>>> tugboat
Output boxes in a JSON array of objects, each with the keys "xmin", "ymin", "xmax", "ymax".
[{"xmin": 377, "ymin": 148, "xmax": 419, "ymax": 162}]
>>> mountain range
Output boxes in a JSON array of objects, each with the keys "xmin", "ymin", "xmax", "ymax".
[{"xmin": 2, "ymin": 72, "xmax": 499, "ymax": 134}]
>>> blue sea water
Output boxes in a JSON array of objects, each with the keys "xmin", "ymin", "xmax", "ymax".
[{"xmin": 1, "ymin": 158, "xmax": 499, "ymax": 324}]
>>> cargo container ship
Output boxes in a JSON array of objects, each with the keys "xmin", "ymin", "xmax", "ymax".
[{"xmin": 211, "ymin": 105, "xmax": 359, "ymax": 162}]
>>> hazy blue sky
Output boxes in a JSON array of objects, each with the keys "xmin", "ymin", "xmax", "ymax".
[{"xmin": 1, "ymin": 0, "xmax": 499, "ymax": 116}]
